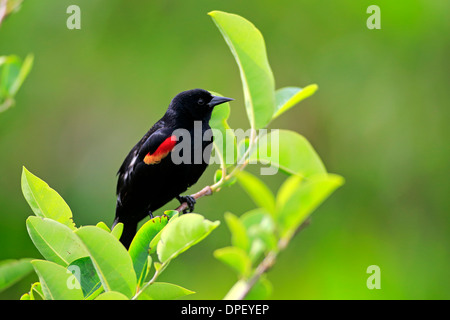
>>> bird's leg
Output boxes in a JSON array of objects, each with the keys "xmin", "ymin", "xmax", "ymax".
[
  {"xmin": 148, "ymin": 210, "xmax": 154, "ymax": 219},
  {"xmin": 176, "ymin": 195, "xmax": 196, "ymax": 214}
]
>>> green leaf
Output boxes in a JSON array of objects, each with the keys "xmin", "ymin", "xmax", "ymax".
[
  {"xmin": 95, "ymin": 221, "xmax": 111, "ymax": 232},
  {"xmin": 157, "ymin": 214, "xmax": 220, "ymax": 263},
  {"xmin": 68, "ymin": 257, "xmax": 102, "ymax": 299},
  {"xmin": 250, "ymin": 129, "xmax": 326, "ymax": 177},
  {"xmin": 75, "ymin": 226, "xmax": 137, "ymax": 298},
  {"xmin": 31, "ymin": 260, "xmax": 84, "ymax": 300},
  {"xmin": 21, "ymin": 167, "xmax": 76, "ymax": 230},
  {"xmin": 148, "ymin": 213, "xmax": 179, "ymax": 255},
  {"xmin": 237, "ymin": 137, "xmax": 250, "ymax": 160},
  {"xmin": 272, "ymin": 85, "xmax": 318, "ymax": 120},
  {"xmin": 164, "ymin": 210, "xmax": 179, "ymax": 219},
  {"xmin": 111, "ymin": 222, "xmax": 124, "ymax": 240},
  {"xmin": 30, "ymin": 282, "xmax": 44, "ymax": 300},
  {"xmin": 137, "ymin": 282, "xmax": 194, "ymax": 300},
  {"xmin": 0, "ymin": 259, "xmax": 33, "ymax": 293},
  {"xmin": 276, "ymin": 173, "xmax": 344, "ymax": 238},
  {"xmin": 20, "ymin": 282, "xmax": 44, "ymax": 300},
  {"xmin": 8, "ymin": 54, "xmax": 33, "ymax": 97},
  {"xmin": 245, "ymin": 275, "xmax": 272, "ymax": 300},
  {"xmin": 210, "ymin": 91, "xmax": 236, "ymax": 165},
  {"xmin": 95, "ymin": 291, "xmax": 129, "ymax": 300},
  {"xmin": 209, "ymin": 11, "xmax": 275, "ymax": 129},
  {"xmin": 240, "ymin": 209, "xmax": 277, "ymax": 261},
  {"xmin": 224, "ymin": 212, "xmax": 249, "ymax": 252},
  {"xmin": 214, "ymin": 169, "xmax": 222, "ymax": 184},
  {"xmin": 20, "ymin": 293, "xmax": 30, "ymax": 300},
  {"xmin": 26, "ymin": 217, "xmax": 88, "ymax": 266},
  {"xmin": 129, "ymin": 215, "xmax": 169, "ymax": 286},
  {"xmin": 5, "ymin": 0, "xmax": 24, "ymax": 17},
  {"xmin": 0, "ymin": 54, "xmax": 33, "ymax": 112},
  {"xmin": 236, "ymin": 171, "xmax": 275, "ymax": 214},
  {"xmin": 214, "ymin": 246, "xmax": 252, "ymax": 278},
  {"xmin": 142, "ymin": 255, "xmax": 152, "ymax": 285}
]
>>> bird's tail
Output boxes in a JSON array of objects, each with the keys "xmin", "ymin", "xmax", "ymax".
[{"xmin": 112, "ymin": 215, "xmax": 138, "ymax": 249}]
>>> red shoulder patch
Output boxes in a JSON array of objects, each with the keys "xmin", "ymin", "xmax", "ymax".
[{"xmin": 143, "ymin": 135, "xmax": 177, "ymax": 165}]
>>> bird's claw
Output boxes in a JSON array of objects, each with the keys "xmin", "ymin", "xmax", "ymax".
[{"xmin": 177, "ymin": 195, "xmax": 196, "ymax": 214}]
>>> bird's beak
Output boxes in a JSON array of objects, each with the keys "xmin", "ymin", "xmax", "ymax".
[{"xmin": 208, "ymin": 95, "xmax": 234, "ymax": 108}]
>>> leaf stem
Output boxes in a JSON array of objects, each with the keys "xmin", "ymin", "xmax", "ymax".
[{"xmin": 132, "ymin": 261, "xmax": 169, "ymax": 300}]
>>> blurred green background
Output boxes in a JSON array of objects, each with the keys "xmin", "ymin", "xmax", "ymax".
[{"xmin": 1, "ymin": 0, "xmax": 449, "ymax": 299}]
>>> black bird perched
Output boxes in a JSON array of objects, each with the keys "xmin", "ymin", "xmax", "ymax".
[{"xmin": 113, "ymin": 89, "xmax": 233, "ymax": 248}]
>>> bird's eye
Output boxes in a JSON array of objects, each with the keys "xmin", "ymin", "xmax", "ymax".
[{"xmin": 198, "ymin": 98, "xmax": 205, "ymax": 106}]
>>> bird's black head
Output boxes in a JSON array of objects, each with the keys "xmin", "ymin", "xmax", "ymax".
[{"xmin": 168, "ymin": 89, "xmax": 233, "ymax": 122}]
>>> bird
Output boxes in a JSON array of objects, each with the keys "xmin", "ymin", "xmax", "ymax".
[{"xmin": 112, "ymin": 89, "xmax": 233, "ymax": 248}]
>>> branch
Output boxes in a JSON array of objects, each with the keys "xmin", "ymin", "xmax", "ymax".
[
  {"xmin": 174, "ymin": 131, "xmax": 259, "ymax": 213},
  {"xmin": 226, "ymin": 217, "xmax": 312, "ymax": 300},
  {"xmin": 0, "ymin": 0, "xmax": 7, "ymax": 26}
]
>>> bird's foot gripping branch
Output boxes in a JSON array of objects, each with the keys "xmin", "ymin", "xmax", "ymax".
[{"xmin": 0, "ymin": 11, "xmax": 343, "ymax": 300}]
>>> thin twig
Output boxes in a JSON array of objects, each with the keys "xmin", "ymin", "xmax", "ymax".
[
  {"xmin": 0, "ymin": 0, "xmax": 7, "ymax": 26},
  {"xmin": 229, "ymin": 217, "xmax": 312, "ymax": 300}
]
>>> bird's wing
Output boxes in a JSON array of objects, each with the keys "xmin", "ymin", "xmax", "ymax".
[{"xmin": 116, "ymin": 127, "xmax": 177, "ymax": 197}]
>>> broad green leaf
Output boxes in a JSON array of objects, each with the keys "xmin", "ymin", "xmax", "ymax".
[
  {"xmin": 250, "ymin": 129, "xmax": 326, "ymax": 177},
  {"xmin": 21, "ymin": 167, "xmax": 76, "ymax": 230},
  {"xmin": 224, "ymin": 212, "xmax": 249, "ymax": 252},
  {"xmin": 75, "ymin": 226, "xmax": 137, "ymax": 298},
  {"xmin": 272, "ymin": 85, "xmax": 318, "ymax": 120},
  {"xmin": 129, "ymin": 215, "xmax": 169, "ymax": 286},
  {"xmin": 26, "ymin": 217, "xmax": 88, "ymax": 266},
  {"xmin": 214, "ymin": 246, "xmax": 252, "ymax": 278},
  {"xmin": 68, "ymin": 257, "xmax": 102, "ymax": 299},
  {"xmin": 210, "ymin": 91, "xmax": 236, "ymax": 165},
  {"xmin": 236, "ymin": 171, "xmax": 275, "ymax": 214},
  {"xmin": 276, "ymin": 173, "xmax": 344, "ymax": 238},
  {"xmin": 31, "ymin": 260, "xmax": 84, "ymax": 300},
  {"xmin": 0, "ymin": 258, "xmax": 33, "ymax": 293},
  {"xmin": 209, "ymin": 11, "xmax": 275, "ymax": 129},
  {"xmin": 137, "ymin": 282, "xmax": 194, "ymax": 300},
  {"xmin": 157, "ymin": 214, "xmax": 220, "ymax": 263},
  {"xmin": 95, "ymin": 291, "xmax": 129, "ymax": 300}
]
